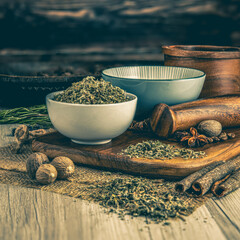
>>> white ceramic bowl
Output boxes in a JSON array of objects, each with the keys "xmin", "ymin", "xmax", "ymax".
[
  {"xmin": 102, "ymin": 66, "xmax": 206, "ymax": 119},
  {"xmin": 46, "ymin": 91, "xmax": 137, "ymax": 145}
]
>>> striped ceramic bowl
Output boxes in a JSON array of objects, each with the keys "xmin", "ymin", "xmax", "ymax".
[{"xmin": 102, "ymin": 66, "xmax": 206, "ymax": 119}]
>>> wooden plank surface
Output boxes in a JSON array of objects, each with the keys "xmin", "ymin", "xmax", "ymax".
[
  {"xmin": 0, "ymin": 124, "xmax": 240, "ymax": 240},
  {"xmin": 0, "ymin": 183, "xmax": 231, "ymax": 240},
  {"xmin": 206, "ymin": 198, "xmax": 240, "ymax": 240}
]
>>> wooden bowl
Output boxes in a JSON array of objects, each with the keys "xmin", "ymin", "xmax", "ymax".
[
  {"xmin": 0, "ymin": 73, "xmax": 82, "ymax": 107},
  {"xmin": 162, "ymin": 45, "xmax": 240, "ymax": 98},
  {"xmin": 0, "ymin": 62, "xmax": 95, "ymax": 107}
]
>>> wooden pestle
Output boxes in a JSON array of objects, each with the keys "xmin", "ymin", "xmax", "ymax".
[{"xmin": 149, "ymin": 94, "xmax": 240, "ymax": 137}]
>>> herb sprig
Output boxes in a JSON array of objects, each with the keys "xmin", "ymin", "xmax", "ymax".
[{"xmin": 0, "ymin": 105, "xmax": 52, "ymax": 128}]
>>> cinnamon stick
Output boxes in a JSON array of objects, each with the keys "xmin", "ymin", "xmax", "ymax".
[
  {"xmin": 211, "ymin": 174, "xmax": 231, "ymax": 193},
  {"xmin": 175, "ymin": 161, "xmax": 225, "ymax": 193},
  {"xmin": 192, "ymin": 157, "xmax": 240, "ymax": 196},
  {"xmin": 213, "ymin": 169, "xmax": 240, "ymax": 197}
]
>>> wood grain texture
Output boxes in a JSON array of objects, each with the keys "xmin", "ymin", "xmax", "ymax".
[
  {"xmin": 150, "ymin": 95, "xmax": 240, "ymax": 137},
  {"xmin": 1, "ymin": 124, "xmax": 240, "ymax": 240},
  {"xmin": 0, "ymin": 183, "xmax": 232, "ymax": 240},
  {"xmin": 0, "ymin": 0, "xmax": 239, "ymax": 51},
  {"xmin": 206, "ymin": 191, "xmax": 240, "ymax": 240},
  {"xmin": 32, "ymin": 128, "xmax": 240, "ymax": 178},
  {"xmin": 162, "ymin": 45, "xmax": 240, "ymax": 98}
]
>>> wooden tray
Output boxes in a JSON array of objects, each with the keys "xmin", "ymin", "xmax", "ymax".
[{"xmin": 32, "ymin": 129, "xmax": 240, "ymax": 179}]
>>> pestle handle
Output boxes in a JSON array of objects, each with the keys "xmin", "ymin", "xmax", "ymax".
[{"xmin": 150, "ymin": 94, "xmax": 240, "ymax": 137}]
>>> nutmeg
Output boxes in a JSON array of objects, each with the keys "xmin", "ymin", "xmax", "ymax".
[
  {"xmin": 51, "ymin": 156, "xmax": 75, "ymax": 179},
  {"xmin": 26, "ymin": 153, "xmax": 49, "ymax": 179},
  {"xmin": 36, "ymin": 164, "xmax": 57, "ymax": 184},
  {"xmin": 197, "ymin": 120, "xmax": 222, "ymax": 137}
]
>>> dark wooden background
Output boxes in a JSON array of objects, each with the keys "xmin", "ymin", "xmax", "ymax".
[
  {"xmin": 0, "ymin": 0, "xmax": 239, "ymax": 106},
  {"xmin": 0, "ymin": 0, "xmax": 239, "ymax": 63}
]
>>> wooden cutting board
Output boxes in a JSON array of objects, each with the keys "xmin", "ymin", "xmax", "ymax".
[{"xmin": 32, "ymin": 129, "xmax": 240, "ymax": 179}]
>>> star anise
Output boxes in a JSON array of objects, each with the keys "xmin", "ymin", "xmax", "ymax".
[
  {"xmin": 174, "ymin": 131, "xmax": 190, "ymax": 141},
  {"xmin": 180, "ymin": 127, "xmax": 208, "ymax": 148},
  {"xmin": 129, "ymin": 118, "xmax": 151, "ymax": 132}
]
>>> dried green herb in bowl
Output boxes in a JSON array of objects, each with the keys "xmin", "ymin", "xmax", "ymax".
[
  {"xmin": 47, "ymin": 76, "xmax": 137, "ymax": 145},
  {"xmin": 119, "ymin": 140, "xmax": 206, "ymax": 160},
  {"xmin": 54, "ymin": 76, "xmax": 132, "ymax": 104}
]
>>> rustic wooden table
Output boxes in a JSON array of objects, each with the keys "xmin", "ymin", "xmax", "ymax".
[
  {"xmin": 0, "ymin": 124, "xmax": 240, "ymax": 240},
  {"xmin": 0, "ymin": 0, "xmax": 239, "ymax": 238}
]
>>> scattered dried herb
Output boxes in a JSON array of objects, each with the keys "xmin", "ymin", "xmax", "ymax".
[
  {"xmin": 119, "ymin": 140, "xmax": 206, "ymax": 160},
  {"xmin": 54, "ymin": 76, "xmax": 132, "ymax": 104},
  {"xmin": 90, "ymin": 177, "xmax": 198, "ymax": 223}
]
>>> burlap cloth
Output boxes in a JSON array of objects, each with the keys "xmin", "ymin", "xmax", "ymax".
[
  {"xmin": 0, "ymin": 142, "xmax": 131, "ymax": 199},
  {"xmin": 0, "ymin": 136, "xmax": 207, "ymax": 221}
]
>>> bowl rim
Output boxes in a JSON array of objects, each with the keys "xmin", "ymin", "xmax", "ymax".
[
  {"xmin": 162, "ymin": 45, "xmax": 240, "ymax": 58},
  {"xmin": 102, "ymin": 65, "xmax": 206, "ymax": 81},
  {"xmin": 46, "ymin": 91, "xmax": 138, "ymax": 107}
]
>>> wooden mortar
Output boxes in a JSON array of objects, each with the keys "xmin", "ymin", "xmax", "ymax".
[
  {"xmin": 150, "ymin": 94, "xmax": 240, "ymax": 137},
  {"xmin": 162, "ymin": 45, "xmax": 240, "ymax": 98}
]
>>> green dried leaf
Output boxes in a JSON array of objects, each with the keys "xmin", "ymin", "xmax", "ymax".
[
  {"xmin": 119, "ymin": 140, "xmax": 206, "ymax": 160},
  {"xmin": 54, "ymin": 76, "xmax": 132, "ymax": 104}
]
